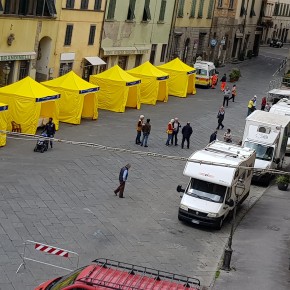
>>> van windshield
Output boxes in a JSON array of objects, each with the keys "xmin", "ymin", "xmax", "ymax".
[
  {"xmin": 244, "ymin": 141, "xmax": 274, "ymax": 161},
  {"xmin": 186, "ymin": 179, "xmax": 227, "ymax": 203},
  {"xmin": 196, "ymin": 69, "xmax": 207, "ymax": 76}
]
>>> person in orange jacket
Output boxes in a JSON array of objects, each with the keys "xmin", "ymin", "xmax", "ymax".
[
  {"xmin": 165, "ymin": 119, "xmax": 174, "ymax": 146},
  {"xmin": 211, "ymin": 73, "xmax": 218, "ymax": 89},
  {"xmin": 220, "ymin": 74, "xmax": 227, "ymax": 91}
]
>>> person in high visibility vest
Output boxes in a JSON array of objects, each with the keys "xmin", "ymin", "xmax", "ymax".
[
  {"xmin": 211, "ymin": 73, "xmax": 218, "ymax": 89},
  {"xmin": 247, "ymin": 98, "xmax": 254, "ymax": 116},
  {"xmin": 220, "ymin": 74, "xmax": 227, "ymax": 91}
]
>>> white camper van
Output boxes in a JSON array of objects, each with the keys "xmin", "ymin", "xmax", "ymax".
[
  {"xmin": 270, "ymin": 98, "xmax": 290, "ymax": 153},
  {"xmin": 177, "ymin": 141, "xmax": 255, "ymax": 229},
  {"xmin": 242, "ymin": 110, "xmax": 290, "ymax": 183}
]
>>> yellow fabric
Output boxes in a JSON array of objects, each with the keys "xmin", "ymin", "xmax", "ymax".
[
  {"xmin": 127, "ymin": 61, "xmax": 169, "ymax": 104},
  {"xmin": 0, "ymin": 103, "xmax": 8, "ymax": 147},
  {"xmin": 42, "ymin": 71, "xmax": 99, "ymax": 124},
  {"xmin": 158, "ymin": 58, "xmax": 196, "ymax": 98},
  {"xmin": 0, "ymin": 77, "xmax": 60, "ymax": 134},
  {"xmin": 90, "ymin": 65, "xmax": 141, "ymax": 113},
  {"xmin": 157, "ymin": 81, "xmax": 168, "ymax": 102}
]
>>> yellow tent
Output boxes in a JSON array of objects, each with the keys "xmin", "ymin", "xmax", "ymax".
[
  {"xmin": 0, "ymin": 77, "xmax": 60, "ymax": 134},
  {"xmin": 0, "ymin": 103, "xmax": 8, "ymax": 147},
  {"xmin": 42, "ymin": 71, "xmax": 99, "ymax": 125},
  {"xmin": 127, "ymin": 61, "xmax": 169, "ymax": 105},
  {"xmin": 90, "ymin": 65, "xmax": 141, "ymax": 113},
  {"xmin": 157, "ymin": 58, "xmax": 196, "ymax": 98}
]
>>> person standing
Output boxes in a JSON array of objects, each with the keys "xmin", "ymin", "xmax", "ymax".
[
  {"xmin": 209, "ymin": 130, "xmax": 218, "ymax": 143},
  {"xmin": 220, "ymin": 74, "xmax": 227, "ymax": 92},
  {"xmin": 253, "ymin": 95, "xmax": 257, "ymax": 110},
  {"xmin": 140, "ymin": 119, "xmax": 151, "ymax": 147},
  {"xmin": 114, "ymin": 164, "xmax": 131, "ymax": 198},
  {"xmin": 43, "ymin": 117, "xmax": 56, "ymax": 148},
  {"xmin": 228, "ymin": 85, "xmax": 237, "ymax": 102},
  {"xmin": 261, "ymin": 96, "xmax": 267, "ymax": 110},
  {"xmin": 217, "ymin": 107, "xmax": 225, "ymax": 130},
  {"xmin": 223, "ymin": 129, "xmax": 232, "ymax": 143},
  {"xmin": 247, "ymin": 98, "xmax": 254, "ymax": 116},
  {"xmin": 181, "ymin": 122, "xmax": 193, "ymax": 149},
  {"xmin": 135, "ymin": 115, "xmax": 144, "ymax": 144},
  {"xmin": 211, "ymin": 73, "xmax": 218, "ymax": 89},
  {"xmin": 171, "ymin": 117, "xmax": 181, "ymax": 146},
  {"xmin": 223, "ymin": 87, "xmax": 231, "ymax": 107},
  {"xmin": 165, "ymin": 119, "xmax": 174, "ymax": 146}
]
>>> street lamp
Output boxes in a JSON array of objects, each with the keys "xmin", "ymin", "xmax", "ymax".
[
  {"xmin": 2, "ymin": 64, "xmax": 11, "ymax": 86},
  {"xmin": 221, "ymin": 178, "xmax": 246, "ymax": 271}
]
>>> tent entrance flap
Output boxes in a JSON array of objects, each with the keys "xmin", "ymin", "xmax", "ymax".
[
  {"xmin": 157, "ymin": 81, "xmax": 167, "ymax": 102},
  {"xmin": 82, "ymin": 93, "xmax": 98, "ymax": 119},
  {"xmin": 126, "ymin": 86, "xmax": 138, "ymax": 108},
  {"xmin": 187, "ymin": 74, "xmax": 196, "ymax": 94},
  {"xmin": 40, "ymin": 101, "xmax": 59, "ymax": 130}
]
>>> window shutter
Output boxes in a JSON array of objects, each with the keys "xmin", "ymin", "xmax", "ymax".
[
  {"xmin": 128, "ymin": 0, "xmax": 136, "ymax": 20},
  {"xmin": 47, "ymin": 0, "xmax": 57, "ymax": 15},
  {"xmin": 159, "ymin": 0, "xmax": 167, "ymax": 21},
  {"xmin": 144, "ymin": 0, "xmax": 151, "ymax": 20},
  {"xmin": 0, "ymin": 0, "xmax": 3, "ymax": 13},
  {"xmin": 250, "ymin": 0, "xmax": 256, "ymax": 17},
  {"xmin": 190, "ymin": 0, "xmax": 196, "ymax": 18},
  {"xmin": 207, "ymin": 0, "xmax": 214, "ymax": 18},
  {"xmin": 94, "ymin": 0, "xmax": 102, "ymax": 10},
  {"xmin": 4, "ymin": 0, "xmax": 10, "ymax": 13},
  {"xmin": 240, "ymin": 0, "xmax": 246, "ymax": 16},
  {"xmin": 178, "ymin": 0, "xmax": 185, "ymax": 17},
  {"xmin": 198, "ymin": 0, "xmax": 204, "ymax": 18},
  {"xmin": 107, "ymin": 0, "xmax": 116, "ymax": 19},
  {"xmin": 66, "ymin": 0, "xmax": 75, "ymax": 8}
]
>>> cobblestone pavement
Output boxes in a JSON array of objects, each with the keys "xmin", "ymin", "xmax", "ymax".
[{"xmin": 0, "ymin": 47, "xmax": 287, "ymax": 289}]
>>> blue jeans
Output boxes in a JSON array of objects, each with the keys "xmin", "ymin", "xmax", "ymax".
[
  {"xmin": 166, "ymin": 134, "xmax": 173, "ymax": 145},
  {"xmin": 141, "ymin": 133, "xmax": 149, "ymax": 146},
  {"xmin": 136, "ymin": 131, "xmax": 142, "ymax": 144}
]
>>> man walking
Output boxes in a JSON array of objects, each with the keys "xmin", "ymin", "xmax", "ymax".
[
  {"xmin": 217, "ymin": 106, "xmax": 225, "ymax": 130},
  {"xmin": 228, "ymin": 84, "xmax": 237, "ymax": 102},
  {"xmin": 136, "ymin": 115, "xmax": 144, "ymax": 144},
  {"xmin": 181, "ymin": 122, "xmax": 193, "ymax": 149},
  {"xmin": 171, "ymin": 117, "xmax": 181, "ymax": 146},
  {"xmin": 114, "ymin": 164, "xmax": 131, "ymax": 198},
  {"xmin": 247, "ymin": 98, "xmax": 254, "ymax": 116},
  {"xmin": 140, "ymin": 119, "xmax": 151, "ymax": 147},
  {"xmin": 223, "ymin": 87, "xmax": 231, "ymax": 107},
  {"xmin": 43, "ymin": 117, "xmax": 56, "ymax": 148}
]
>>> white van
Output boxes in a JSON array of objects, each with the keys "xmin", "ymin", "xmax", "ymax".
[
  {"xmin": 177, "ymin": 141, "xmax": 255, "ymax": 229},
  {"xmin": 193, "ymin": 61, "xmax": 217, "ymax": 87}
]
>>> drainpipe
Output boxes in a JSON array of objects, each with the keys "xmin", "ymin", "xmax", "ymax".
[
  {"xmin": 208, "ymin": 0, "xmax": 218, "ymax": 62},
  {"xmin": 98, "ymin": 0, "xmax": 108, "ymax": 62},
  {"xmin": 240, "ymin": 0, "xmax": 251, "ymax": 58},
  {"xmin": 166, "ymin": 0, "xmax": 179, "ymax": 61}
]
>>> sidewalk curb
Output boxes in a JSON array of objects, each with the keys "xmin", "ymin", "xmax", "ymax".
[{"xmin": 208, "ymin": 183, "xmax": 272, "ymax": 289}]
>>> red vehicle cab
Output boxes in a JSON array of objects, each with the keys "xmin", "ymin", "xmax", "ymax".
[{"xmin": 35, "ymin": 258, "xmax": 200, "ymax": 290}]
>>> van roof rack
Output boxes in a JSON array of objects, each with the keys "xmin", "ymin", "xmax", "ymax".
[
  {"xmin": 77, "ymin": 258, "xmax": 200, "ymax": 289},
  {"xmin": 205, "ymin": 147, "xmax": 239, "ymax": 158}
]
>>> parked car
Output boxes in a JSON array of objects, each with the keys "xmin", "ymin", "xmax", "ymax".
[
  {"xmin": 35, "ymin": 258, "xmax": 200, "ymax": 290},
  {"xmin": 270, "ymin": 39, "xmax": 283, "ymax": 48}
]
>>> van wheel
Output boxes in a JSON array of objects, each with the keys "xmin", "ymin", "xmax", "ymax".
[{"xmin": 215, "ymin": 216, "xmax": 224, "ymax": 230}]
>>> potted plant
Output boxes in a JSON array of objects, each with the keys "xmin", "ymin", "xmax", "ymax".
[
  {"xmin": 275, "ymin": 175, "xmax": 290, "ymax": 191},
  {"xmin": 229, "ymin": 68, "xmax": 241, "ymax": 82}
]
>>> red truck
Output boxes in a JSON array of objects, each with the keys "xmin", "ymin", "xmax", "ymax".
[{"xmin": 35, "ymin": 258, "xmax": 200, "ymax": 290}]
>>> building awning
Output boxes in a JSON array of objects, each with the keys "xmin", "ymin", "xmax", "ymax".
[
  {"xmin": 101, "ymin": 46, "xmax": 150, "ymax": 56},
  {"xmin": 0, "ymin": 52, "xmax": 36, "ymax": 61},
  {"xmin": 85, "ymin": 56, "xmax": 106, "ymax": 66}
]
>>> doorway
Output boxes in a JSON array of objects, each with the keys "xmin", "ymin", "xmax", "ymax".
[{"xmin": 36, "ymin": 36, "xmax": 52, "ymax": 82}]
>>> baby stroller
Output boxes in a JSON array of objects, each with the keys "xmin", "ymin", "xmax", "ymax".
[{"xmin": 34, "ymin": 133, "xmax": 49, "ymax": 153}]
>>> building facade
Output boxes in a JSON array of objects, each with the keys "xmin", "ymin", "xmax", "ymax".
[
  {"xmin": 52, "ymin": 0, "xmax": 106, "ymax": 81},
  {"xmin": 100, "ymin": 0, "xmax": 176, "ymax": 70},
  {"xmin": 208, "ymin": 0, "xmax": 239, "ymax": 64},
  {"xmin": 0, "ymin": 0, "xmax": 58, "ymax": 86},
  {"xmin": 0, "ymin": 0, "xmax": 106, "ymax": 85},
  {"xmin": 168, "ymin": 0, "xmax": 214, "ymax": 66},
  {"xmin": 231, "ymin": 0, "xmax": 263, "ymax": 59}
]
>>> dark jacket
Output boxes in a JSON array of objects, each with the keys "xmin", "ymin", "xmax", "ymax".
[
  {"xmin": 119, "ymin": 167, "xmax": 129, "ymax": 182},
  {"xmin": 221, "ymin": 75, "xmax": 227, "ymax": 82},
  {"xmin": 182, "ymin": 124, "xmax": 193, "ymax": 138},
  {"xmin": 173, "ymin": 121, "xmax": 181, "ymax": 133},
  {"xmin": 217, "ymin": 111, "xmax": 225, "ymax": 121},
  {"xmin": 142, "ymin": 122, "xmax": 151, "ymax": 134},
  {"xmin": 44, "ymin": 122, "xmax": 56, "ymax": 136},
  {"xmin": 209, "ymin": 132, "xmax": 217, "ymax": 143}
]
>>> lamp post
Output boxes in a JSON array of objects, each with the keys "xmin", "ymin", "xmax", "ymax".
[
  {"xmin": 3, "ymin": 64, "xmax": 11, "ymax": 86},
  {"xmin": 221, "ymin": 178, "xmax": 246, "ymax": 271}
]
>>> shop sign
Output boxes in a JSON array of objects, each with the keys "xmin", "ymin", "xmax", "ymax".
[
  {"xmin": 103, "ymin": 49, "xmax": 149, "ymax": 56},
  {"xmin": 0, "ymin": 54, "xmax": 33, "ymax": 61}
]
